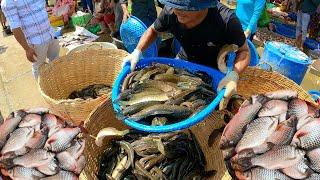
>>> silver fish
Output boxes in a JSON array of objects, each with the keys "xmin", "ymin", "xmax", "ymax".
[
  {"xmin": 281, "ymin": 158, "xmax": 311, "ymax": 179},
  {"xmin": 266, "ymin": 116, "xmax": 297, "ymax": 146},
  {"xmin": 40, "ymin": 170, "xmax": 78, "ymax": 180},
  {"xmin": 0, "ymin": 116, "xmax": 22, "ymax": 149},
  {"xmin": 19, "ymin": 114, "xmax": 42, "ymax": 128},
  {"xmin": 220, "ymin": 95, "xmax": 267, "ymax": 149},
  {"xmin": 291, "ymin": 118, "xmax": 320, "ymax": 150},
  {"xmin": 37, "ymin": 158, "xmax": 59, "ymax": 176},
  {"xmin": 8, "ymin": 166, "xmax": 45, "ymax": 180},
  {"xmin": 287, "ymin": 98, "xmax": 309, "ymax": 119},
  {"xmin": 297, "ymin": 115, "xmax": 316, "ymax": 130},
  {"xmin": 74, "ymin": 155, "xmax": 86, "ymax": 175},
  {"xmin": 265, "ymin": 90, "xmax": 298, "ymax": 101},
  {"xmin": 258, "ymin": 100, "xmax": 288, "ymax": 117},
  {"xmin": 41, "ymin": 113, "xmax": 66, "ymax": 137},
  {"xmin": 25, "ymin": 108, "xmax": 49, "ymax": 115},
  {"xmin": 13, "ymin": 149, "xmax": 55, "ymax": 168},
  {"xmin": 236, "ymin": 167, "xmax": 291, "ymax": 180},
  {"xmin": 26, "ymin": 127, "xmax": 49, "ymax": 149},
  {"xmin": 306, "ymin": 173, "xmax": 320, "ymax": 180},
  {"xmin": 56, "ymin": 151, "xmax": 78, "ymax": 172},
  {"xmin": 65, "ymin": 139, "xmax": 85, "ymax": 160},
  {"xmin": 44, "ymin": 126, "xmax": 83, "ymax": 152},
  {"xmin": 236, "ymin": 117, "xmax": 278, "ymax": 154},
  {"xmin": 233, "ymin": 145, "xmax": 305, "ymax": 171},
  {"xmin": 1, "ymin": 127, "xmax": 34, "ymax": 155},
  {"xmin": 307, "ymin": 148, "xmax": 320, "ymax": 173}
]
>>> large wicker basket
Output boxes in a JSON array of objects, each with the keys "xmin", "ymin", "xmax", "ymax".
[
  {"xmin": 81, "ymin": 67, "xmax": 318, "ymax": 180},
  {"xmin": 67, "ymin": 42, "xmax": 118, "ymax": 55},
  {"xmin": 38, "ymin": 49, "xmax": 128, "ymax": 125}
]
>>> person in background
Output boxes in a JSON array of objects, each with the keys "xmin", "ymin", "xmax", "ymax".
[
  {"xmin": 52, "ymin": 0, "xmax": 76, "ymax": 24},
  {"xmin": 82, "ymin": 0, "xmax": 94, "ymax": 13},
  {"xmin": 1, "ymin": 0, "xmax": 60, "ymax": 79},
  {"xmin": 91, "ymin": 0, "xmax": 116, "ymax": 34},
  {"xmin": 110, "ymin": 0, "xmax": 123, "ymax": 38},
  {"xmin": 295, "ymin": 0, "xmax": 320, "ymax": 49},
  {"xmin": 120, "ymin": 0, "xmax": 157, "ymax": 27},
  {"xmin": 236, "ymin": 0, "xmax": 266, "ymax": 40},
  {"xmin": 121, "ymin": 0, "xmax": 250, "ymax": 110}
]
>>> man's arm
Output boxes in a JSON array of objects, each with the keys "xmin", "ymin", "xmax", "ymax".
[
  {"xmin": 234, "ymin": 41, "xmax": 250, "ymax": 74},
  {"xmin": 136, "ymin": 26, "xmax": 159, "ymax": 52},
  {"xmin": 2, "ymin": 1, "xmax": 37, "ymax": 62}
]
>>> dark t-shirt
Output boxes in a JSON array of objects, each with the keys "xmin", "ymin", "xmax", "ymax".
[{"xmin": 153, "ymin": 3, "xmax": 246, "ymax": 69}]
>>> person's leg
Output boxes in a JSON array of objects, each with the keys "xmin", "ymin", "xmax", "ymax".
[
  {"xmin": 86, "ymin": 0, "xmax": 94, "ymax": 13},
  {"xmin": 47, "ymin": 39, "xmax": 60, "ymax": 62},
  {"xmin": 81, "ymin": 0, "xmax": 88, "ymax": 11},
  {"xmin": 32, "ymin": 43, "xmax": 50, "ymax": 79},
  {"xmin": 301, "ymin": 12, "xmax": 311, "ymax": 43},
  {"xmin": 295, "ymin": 11, "xmax": 303, "ymax": 48}
]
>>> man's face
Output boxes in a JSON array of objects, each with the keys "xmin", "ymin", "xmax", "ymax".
[{"xmin": 173, "ymin": 9, "xmax": 206, "ymax": 24}]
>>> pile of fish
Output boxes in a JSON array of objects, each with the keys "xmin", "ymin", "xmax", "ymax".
[
  {"xmin": 256, "ymin": 28, "xmax": 295, "ymax": 46},
  {"xmin": 115, "ymin": 63, "xmax": 216, "ymax": 125},
  {"xmin": 96, "ymin": 128, "xmax": 215, "ymax": 180},
  {"xmin": 219, "ymin": 90, "xmax": 320, "ymax": 180},
  {"xmin": 68, "ymin": 84, "xmax": 111, "ymax": 100},
  {"xmin": 0, "ymin": 108, "xmax": 86, "ymax": 179}
]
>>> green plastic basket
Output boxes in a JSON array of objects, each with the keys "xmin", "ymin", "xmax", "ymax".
[
  {"xmin": 86, "ymin": 24, "xmax": 101, "ymax": 35},
  {"xmin": 71, "ymin": 14, "xmax": 92, "ymax": 27}
]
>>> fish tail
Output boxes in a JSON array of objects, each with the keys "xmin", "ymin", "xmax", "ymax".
[{"xmin": 78, "ymin": 122, "xmax": 88, "ymax": 134}]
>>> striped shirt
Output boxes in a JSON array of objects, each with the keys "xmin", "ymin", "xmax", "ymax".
[{"xmin": 1, "ymin": 0, "xmax": 54, "ymax": 45}]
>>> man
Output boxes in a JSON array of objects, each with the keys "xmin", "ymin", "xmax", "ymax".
[
  {"xmin": 1, "ymin": 0, "xmax": 60, "ymax": 79},
  {"xmin": 122, "ymin": 0, "xmax": 250, "ymax": 110},
  {"xmin": 120, "ymin": 0, "xmax": 157, "ymax": 27}
]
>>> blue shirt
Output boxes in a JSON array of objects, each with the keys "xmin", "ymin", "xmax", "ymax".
[
  {"xmin": 1, "ymin": 0, "xmax": 54, "ymax": 45},
  {"xmin": 236, "ymin": 0, "xmax": 265, "ymax": 34}
]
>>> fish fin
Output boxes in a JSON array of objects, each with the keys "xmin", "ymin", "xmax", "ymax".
[
  {"xmin": 78, "ymin": 122, "xmax": 88, "ymax": 134},
  {"xmin": 232, "ymin": 157, "xmax": 253, "ymax": 172},
  {"xmin": 208, "ymin": 126, "xmax": 225, "ymax": 147},
  {"xmin": 296, "ymin": 132, "xmax": 307, "ymax": 138},
  {"xmin": 0, "ymin": 158, "xmax": 14, "ymax": 170}
]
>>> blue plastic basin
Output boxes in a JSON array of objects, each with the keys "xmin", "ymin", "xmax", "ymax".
[
  {"xmin": 309, "ymin": 90, "xmax": 320, "ymax": 102},
  {"xmin": 247, "ymin": 40, "xmax": 259, "ymax": 66},
  {"xmin": 260, "ymin": 41, "xmax": 312, "ymax": 84},
  {"xmin": 111, "ymin": 57, "xmax": 225, "ymax": 133}
]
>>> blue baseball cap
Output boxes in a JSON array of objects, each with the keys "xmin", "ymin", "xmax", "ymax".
[{"xmin": 158, "ymin": 0, "xmax": 217, "ymax": 11}]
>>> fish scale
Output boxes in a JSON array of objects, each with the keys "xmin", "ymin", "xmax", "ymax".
[
  {"xmin": 40, "ymin": 170, "xmax": 78, "ymax": 180},
  {"xmin": 281, "ymin": 158, "xmax": 311, "ymax": 179},
  {"xmin": 307, "ymin": 148, "xmax": 320, "ymax": 173},
  {"xmin": 237, "ymin": 167, "xmax": 291, "ymax": 180},
  {"xmin": 288, "ymin": 98, "xmax": 309, "ymax": 119},
  {"xmin": 1, "ymin": 127, "xmax": 34, "ymax": 155},
  {"xmin": 9, "ymin": 166, "xmax": 45, "ymax": 179},
  {"xmin": 13, "ymin": 149, "xmax": 55, "ymax": 168},
  {"xmin": 45, "ymin": 127, "xmax": 81, "ymax": 152},
  {"xmin": 0, "ymin": 116, "xmax": 23, "ymax": 149},
  {"xmin": 266, "ymin": 116, "xmax": 296, "ymax": 146},
  {"xmin": 236, "ymin": 117, "xmax": 278, "ymax": 154},
  {"xmin": 291, "ymin": 119, "xmax": 320, "ymax": 150},
  {"xmin": 258, "ymin": 100, "xmax": 288, "ymax": 117},
  {"xmin": 37, "ymin": 158, "xmax": 59, "ymax": 176}
]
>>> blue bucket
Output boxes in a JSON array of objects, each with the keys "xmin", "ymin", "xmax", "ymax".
[
  {"xmin": 54, "ymin": 26, "xmax": 63, "ymax": 37},
  {"xmin": 111, "ymin": 57, "xmax": 225, "ymax": 133},
  {"xmin": 120, "ymin": 16, "xmax": 158, "ymax": 58},
  {"xmin": 273, "ymin": 21, "xmax": 296, "ymax": 39},
  {"xmin": 304, "ymin": 38, "xmax": 320, "ymax": 50},
  {"xmin": 309, "ymin": 90, "xmax": 320, "ymax": 102},
  {"xmin": 259, "ymin": 41, "xmax": 312, "ymax": 84},
  {"xmin": 247, "ymin": 40, "xmax": 259, "ymax": 66}
]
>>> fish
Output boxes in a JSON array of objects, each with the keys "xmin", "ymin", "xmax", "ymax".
[
  {"xmin": 151, "ymin": 117, "xmax": 168, "ymax": 126},
  {"xmin": 140, "ymin": 68, "xmax": 166, "ymax": 82},
  {"xmin": 41, "ymin": 114, "xmax": 66, "ymax": 137},
  {"xmin": 166, "ymin": 67, "xmax": 175, "ymax": 74},
  {"xmin": 120, "ymin": 93, "xmax": 170, "ymax": 106},
  {"xmin": 265, "ymin": 90, "xmax": 298, "ymax": 101},
  {"xmin": 287, "ymin": 98, "xmax": 309, "ymax": 119},
  {"xmin": 7, "ymin": 166, "xmax": 45, "ymax": 179},
  {"xmin": 95, "ymin": 128, "xmax": 130, "ymax": 147},
  {"xmin": 236, "ymin": 116, "xmax": 278, "ymax": 154},
  {"xmin": 281, "ymin": 158, "xmax": 311, "ymax": 179},
  {"xmin": 117, "ymin": 141, "xmax": 134, "ymax": 170},
  {"xmin": 220, "ymin": 95, "xmax": 267, "ymax": 149},
  {"xmin": 165, "ymin": 89, "xmax": 198, "ymax": 105},
  {"xmin": 40, "ymin": 170, "xmax": 78, "ymax": 180},
  {"xmin": 258, "ymin": 100, "xmax": 288, "ymax": 117},
  {"xmin": 122, "ymin": 101, "xmax": 162, "ymax": 116},
  {"xmin": 19, "ymin": 114, "xmax": 42, "ymax": 128},
  {"xmin": 37, "ymin": 158, "xmax": 59, "ymax": 176},
  {"xmin": 306, "ymin": 173, "xmax": 320, "ymax": 180},
  {"xmin": 129, "ymin": 104, "xmax": 193, "ymax": 122},
  {"xmin": 122, "ymin": 71, "xmax": 138, "ymax": 91},
  {"xmin": 222, "ymin": 147, "xmax": 236, "ymax": 160},
  {"xmin": 112, "ymin": 156, "xmax": 129, "ymax": 179},
  {"xmin": 44, "ymin": 125, "xmax": 84, "ymax": 152},
  {"xmin": 0, "ymin": 116, "xmax": 23, "ymax": 149},
  {"xmin": 65, "ymin": 139, "xmax": 85, "ymax": 160},
  {"xmin": 138, "ymin": 80, "xmax": 181, "ymax": 93},
  {"xmin": 235, "ymin": 167, "xmax": 291, "ymax": 180},
  {"xmin": 25, "ymin": 108, "xmax": 49, "ymax": 115},
  {"xmin": 291, "ymin": 118, "xmax": 320, "ymax": 150},
  {"xmin": 56, "ymin": 151, "xmax": 78, "ymax": 172},
  {"xmin": 13, "ymin": 149, "xmax": 55, "ymax": 168},
  {"xmin": 74, "ymin": 155, "xmax": 86, "ymax": 175},
  {"xmin": 307, "ymin": 148, "xmax": 320, "ymax": 173},
  {"xmin": 1, "ymin": 127, "xmax": 34, "ymax": 155},
  {"xmin": 26, "ymin": 127, "xmax": 49, "ymax": 149},
  {"xmin": 296, "ymin": 115, "xmax": 315, "ymax": 130},
  {"xmin": 278, "ymin": 112, "xmax": 287, "ymax": 123},
  {"xmin": 233, "ymin": 145, "xmax": 305, "ymax": 171},
  {"xmin": 265, "ymin": 116, "xmax": 297, "ymax": 146},
  {"xmin": 128, "ymin": 88, "xmax": 164, "ymax": 100}
]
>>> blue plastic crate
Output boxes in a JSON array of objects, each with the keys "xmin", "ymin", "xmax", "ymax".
[
  {"xmin": 111, "ymin": 57, "xmax": 225, "ymax": 133},
  {"xmin": 120, "ymin": 16, "xmax": 158, "ymax": 58},
  {"xmin": 304, "ymin": 38, "xmax": 320, "ymax": 50}
]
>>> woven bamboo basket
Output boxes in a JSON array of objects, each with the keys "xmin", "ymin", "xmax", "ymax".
[
  {"xmin": 38, "ymin": 49, "xmax": 128, "ymax": 125},
  {"xmin": 67, "ymin": 42, "xmax": 118, "ymax": 55}
]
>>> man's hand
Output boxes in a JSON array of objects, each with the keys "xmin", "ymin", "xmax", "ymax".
[
  {"xmin": 25, "ymin": 47, "xmax": 37, "ymax": 63},
  {"xmin": 122, "ymin": 49, "xmax": 142, "ymax": 71},
  {"xmin": 218, "ymin": 71, "xmax": 239, "ymax": 110},
  {"xmin": 244, "ymin": 29, "xmax": 251, "ymax": 39}
]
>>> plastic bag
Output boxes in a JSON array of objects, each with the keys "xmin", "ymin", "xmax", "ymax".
[{"xmin": 258, "ymin": 6, "xmax": 271, "ymax": 28}]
